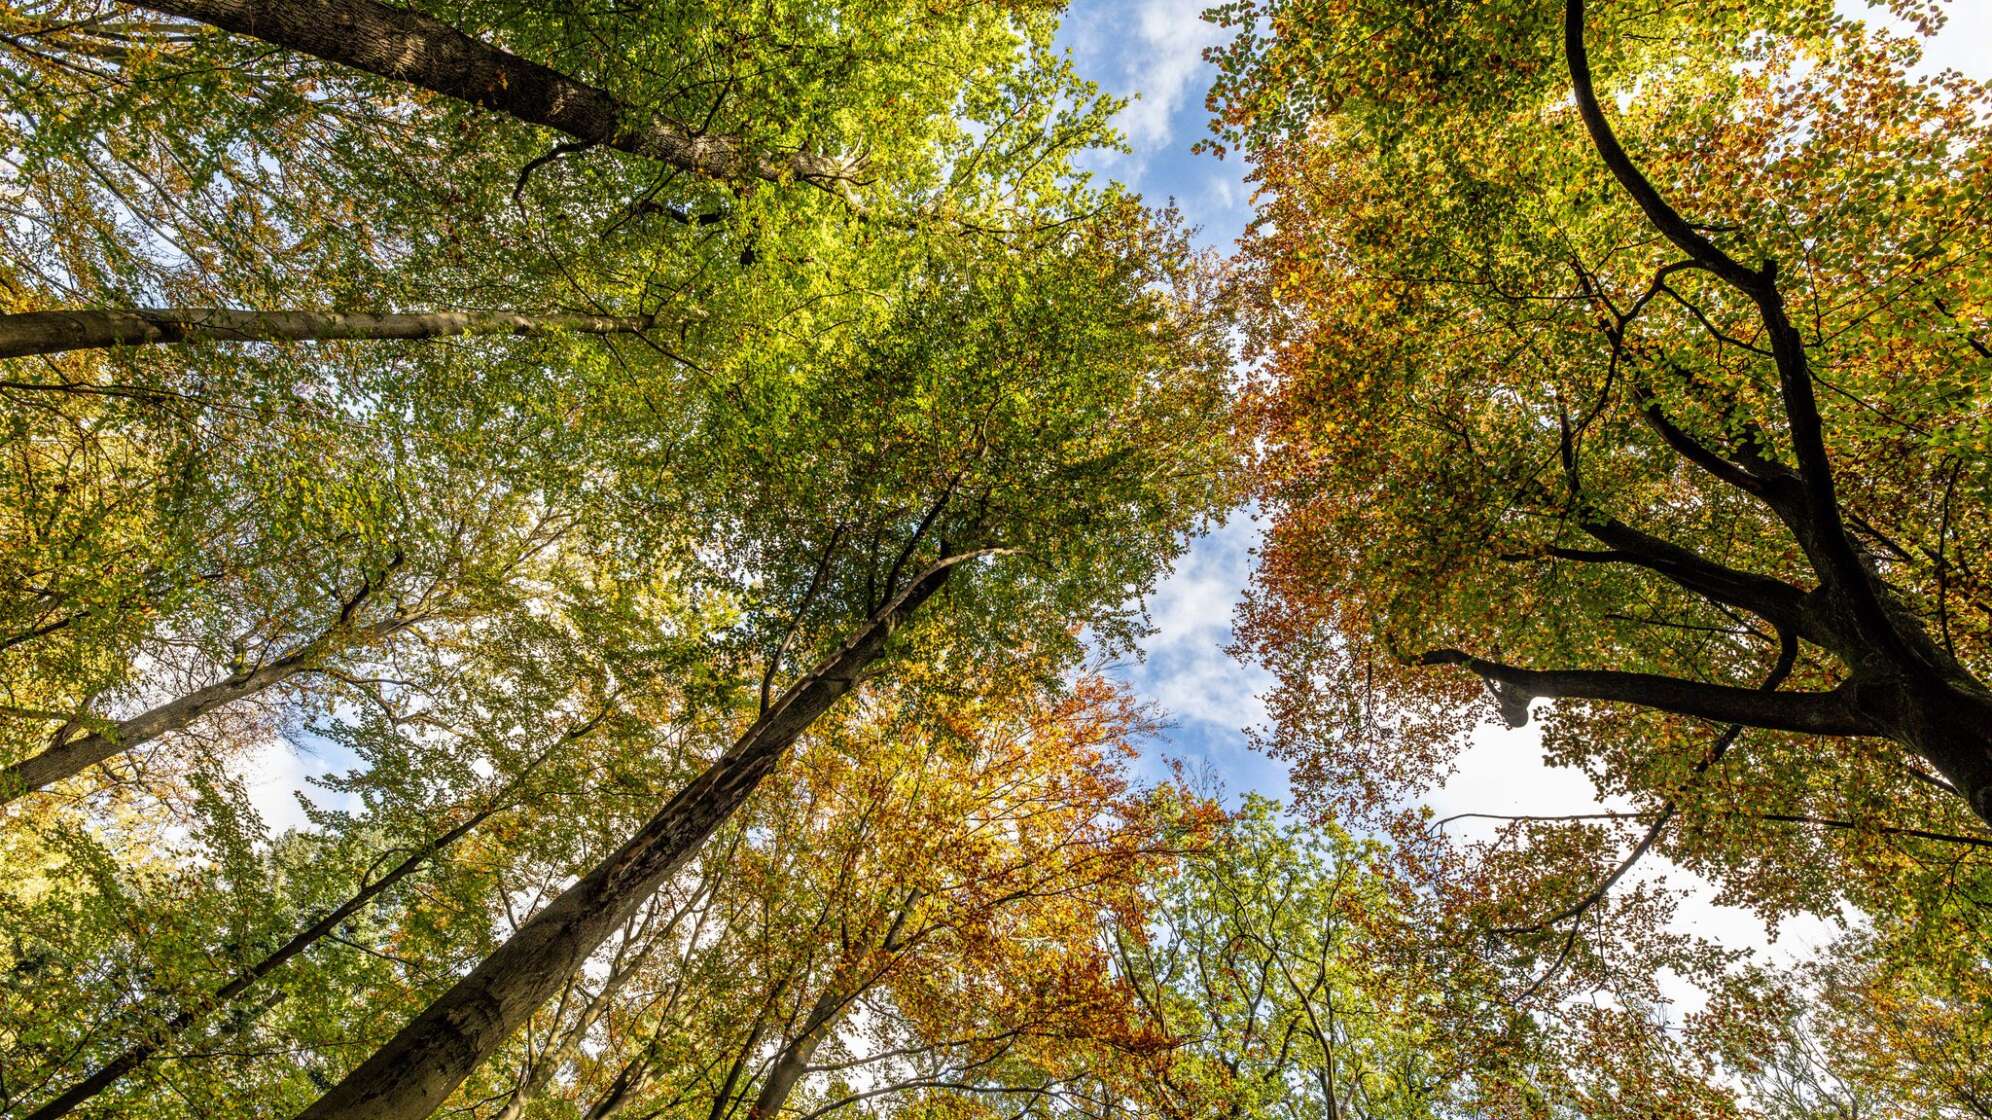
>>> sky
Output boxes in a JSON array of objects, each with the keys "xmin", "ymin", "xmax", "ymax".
[{"xmin": 1056, "ymin": 0, "xmax": 1992, "ymax": 1003}]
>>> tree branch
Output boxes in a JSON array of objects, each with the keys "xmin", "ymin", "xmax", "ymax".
[
  {"xmin": 1413, "ymin": 644, "xmax": 1864, "ymax": 736},
  {"xmin": 1570, "ymin": 514, "xmax": 1813, "ymax": 636},
  {"xmin": 130, "ymin": 0, "xmax": 864, "ymax": 190},
  {"xmin": 0, "ymin": 306, "xmax": 651, "ymax": 360},
  {"xmin": 1563, "ymin": 0, "xmax": 1760, "ymax": 289},
  {"xmin": 1565, "ymin": 0, "xmax": 1913, "ymax": 668}
]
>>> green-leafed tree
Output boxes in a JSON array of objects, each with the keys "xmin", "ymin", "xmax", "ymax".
[{"xmin": 1110, "ymin": 795, "xmax": 1463, "ymax": 1120}]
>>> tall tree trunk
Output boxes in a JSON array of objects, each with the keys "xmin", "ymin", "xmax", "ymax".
[
  {"xmin": 582, "ymin": 1050, "xmax": 652, "ymax": 1120},
  {"xmin": 295, "ymin": 554, "xmax": 981, "ymax": 1120},
  {"xmin": 0, "ymin": 612, "xmax": 418, "ymax": 805},
  {"xmin": 741, "ymin": 988, "xmax": 842, "ymax": 1120},
  {"xmin": 489, "ymin": 889, "xmax": 693, "ymax": 1120},
  {"xmin": 0, "ymin": 308, "xmax": 650, "ymax": 360},
  {"xmin": 129, "ymin": 0, "xmax": 859, "ymax": 187},
  {"xmin": 735, "ymin": 891, "xmax": 917, "ymax": 1120}
]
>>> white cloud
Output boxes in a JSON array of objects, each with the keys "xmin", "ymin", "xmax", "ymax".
[
  {"xmin": 1061, "ymin": 0, "xmax": 1229, "ymax": 178},
  {"xmin": 1121, "ymin": 514, "xmax": 1271, "ymax": 733},
  {"xmin": 1119, "ymin": 0, "xmax": 1226, "ymax": 147},
  {"xmin": 242, "ymin": 731, "xmax": 355, "ymax": 837}
]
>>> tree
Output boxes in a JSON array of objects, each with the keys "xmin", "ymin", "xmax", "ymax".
[
  {"xmin": 1210, "ymin": 3, "xmax": 1992, "ymax": 1106},
  {"xmin": 1217, "ymin": 0, "xmax": 1992, "ymax": 945},
  {"xmin": 290, "ymin": 185, "xmax": 1231, "ymax": 1116},
  {"xmin": 1111, "ymin": 794, "xmax": 1456, "ymax": 1120},
  {"xmin": 524, "ymin": 666, "xmax": 1174, "ymax": 1120},
  {"xmin": 0, "ymin": 307, "xmax": 653, "ymax": 360},
  {"xmin": 130, "ymin": 0, "xmax": 865, "ymax": 190}
]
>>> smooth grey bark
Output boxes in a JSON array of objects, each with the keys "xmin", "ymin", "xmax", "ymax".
[
  {"xmin": 489, "ymin": 888, "xmax": 698, "ymax": 1120},
  {"xmin": 0, "ymin": 307, "xmax": 650, "ymax": 360},
  {"xmin": 294, "ymin": 553, "xmax": 985, "ymax": 1120},
  {"xmin": 129, "ymin": 0, "xmax": 860, "ymax": 187},
  {"xmin": 742, "ymin": 989, "xmax": 841, "ymax": 1120}
]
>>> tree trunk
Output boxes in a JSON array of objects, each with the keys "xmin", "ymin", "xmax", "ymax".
[
  {"xmin": 0, "ymin": 613, "xmax": 416, "ymax": 805},
  {"xmin": 490, "ymin": 892, "xmax": 688, "ymax": 1120},
  {"xmin": 0, "ymin": 308, "xmax": 650, "ymax": 360},
  {"xmin": 130, "ymin": 0, "xmax": 858, "ymax": 187},
  {"xmin": 738, "ymin": 891, "xmax": 916, "ymax": 1120},
  {"xmin": 1859, "ymin": 677, "xmax": 1992, "ymax": 828},
  {"xmin": 294, "ymin": 557, "xmax": 971, "ymax": 1120},
  {"xmin": 742, "ymin": 989, "xmax": 841, "ymax": 1120},
  {"xmin": 582, "ymin": 1052, "xmax": 651, "ymax": 1120}
]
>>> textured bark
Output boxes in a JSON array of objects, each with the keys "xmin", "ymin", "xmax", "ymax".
[
  {"xmin": 0, "ymin": 307, "xmax": 649, "ymax": 360},
  {"xmin": 295, "ymin": 556, "xmax": 974, "ymax": 1120},
  {"xmin": 0, "ymin": 613, "xmax": 417, "ymax": 805},
  {"xmin": 1852, "ymin": 677, "xmax": 1992, "ymax": 828},
  {"xmin": 131, "ymin": 0, "xmax": 859, "ymax": 186}
]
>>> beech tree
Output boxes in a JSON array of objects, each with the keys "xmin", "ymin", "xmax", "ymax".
[
  {"xmin": 1111, "ymin": 795, "xmax": 1456, "ymax": 1120},
  {"xmin": 1227, "ymin": 0, "xmax": 1992, "ymax": 818},
  {"xmin": 520, "ymin": 667, "xmax": 1174, "ymax": 1120},
  {"xmin": 1218, "ymin": 0, "xmax": 1991, "ymax": 944},
  {"xmin": 1211, "ymin": 0, "xmax": 1992, "ymax": 1102}
]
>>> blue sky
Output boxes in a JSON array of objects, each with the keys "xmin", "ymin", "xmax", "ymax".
[{"xmin": 1058, "ymin": 0, "xmax": 1272, "ymax": 801}]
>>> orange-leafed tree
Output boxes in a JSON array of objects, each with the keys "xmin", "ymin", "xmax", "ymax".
[
  {"xmin": 496, "ymin": 656, "xmax": 1188, "ymax": 1120},
  {"xmin": 1211, "ymin": 0, "xmax": 1992, "ymax": 1067}
]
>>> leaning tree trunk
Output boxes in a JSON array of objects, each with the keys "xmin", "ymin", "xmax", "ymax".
[
  {"xmin": 488, "ymin": 888, "xmax": 695, "ymax": 1120},
  {"xmin": 741, "ymin": 989, "xmax": 842, "ymax": 1120},
  {"xmin": 295, "ymin": 556, "xmax": 976, "ymax": 1120},
  {"xmin": 0, "ymin": 613, "xmax": 418, "ymax": 806},
  {"xmin": 721, "ymin": 893, "xmax": 916, "ymax": 1120},
  {"xmin": 0, "ymin": 308, "xmax": 650, "ymax": 360},
  {"xmin": 130, "ymin": 0, "xmax": 858, "ymax": 187}
]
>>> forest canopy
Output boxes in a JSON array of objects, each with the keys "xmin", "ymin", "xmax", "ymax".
[{"xmin": 1, "ymin": 0, "xmax": 1988, "ymax": 1117}]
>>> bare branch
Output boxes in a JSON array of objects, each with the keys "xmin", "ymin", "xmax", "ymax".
[{"xmin": 0, "ymin": 306, "xmax": 653, "ymax": 360}]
